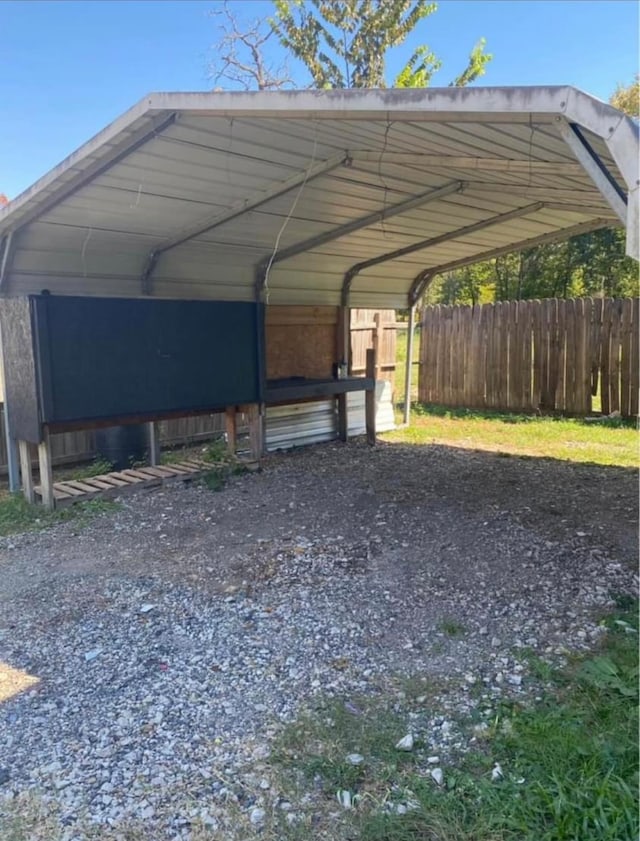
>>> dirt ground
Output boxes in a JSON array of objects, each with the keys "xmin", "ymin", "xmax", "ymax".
[{"xmin": 1, "ymin": 439, "xmax": 637, "ymax": 602}]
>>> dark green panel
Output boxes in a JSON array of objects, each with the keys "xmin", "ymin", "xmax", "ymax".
[{"xmin": 32, "ymin": 296, "xmax": 262, "ymax": 424}]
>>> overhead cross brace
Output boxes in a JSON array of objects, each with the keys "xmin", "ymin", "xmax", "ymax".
[
  {"xmin": 140, "ymin": 153, "xmax": 348, "ymax": 294},
  {"xmin": 255, "ymin": 180, "xmax": 465, "ymax": 289},
  {"xmin": 341, "ymin": 201, "xmax": 546, "ymax": 307},
  {"xmin": 556, "ymin": 118, "xmax": 627, "ymax": 225},
  {"xmin": 349, "ymin": 152, "xmax": 587, "ymax": 175},
  {"xmin": 408, "ymin": 216, "xmax": 610, "ymax": 305}
]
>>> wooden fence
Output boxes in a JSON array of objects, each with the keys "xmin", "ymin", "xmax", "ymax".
[
  {"xmin": 419, "ymin": 297, "xmax": 639, "ymax": 417},
  {"xmin": 351, "ymin": 309, "xmax": 398, "ymax": 395}
]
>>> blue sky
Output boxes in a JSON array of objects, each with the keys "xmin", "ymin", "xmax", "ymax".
[{"xmin": 2, "ymin": 0, "xmax": 638, "ymax": 199}]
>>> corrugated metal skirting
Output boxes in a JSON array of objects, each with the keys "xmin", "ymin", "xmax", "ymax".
[{"xmin": 265, "ymin": 381, "xmax": 394, "ymax": 452}]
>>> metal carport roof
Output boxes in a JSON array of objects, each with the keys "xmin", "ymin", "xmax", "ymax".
[{"xmin": 0, "ymin": 86, "xmax": 637, "ymax": 309}]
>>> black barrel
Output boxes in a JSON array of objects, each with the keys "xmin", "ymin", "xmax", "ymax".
[{"xmin": 95, "ymin": 424, "xmax": 148, "ymax": 470}]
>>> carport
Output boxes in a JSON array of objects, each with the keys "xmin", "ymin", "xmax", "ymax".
[{"xmin": 0, "ymin": 86, "xmax": 637, "ymax": 503}]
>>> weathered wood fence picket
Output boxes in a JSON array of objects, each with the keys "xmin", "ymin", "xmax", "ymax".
[{"xmin": 419, "ymin": 297, "xmax": 639, "ymax": 417}]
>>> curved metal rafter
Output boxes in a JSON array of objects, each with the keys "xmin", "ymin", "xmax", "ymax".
[
  {"xmin": 141, "ymin": 153, "xmax": 348, "ymax": 294},
  {"xmin": 407, "ymin": 215, "xmax": 611, "ymax": 305},
  {"xmin": 341, "ymin": 201, "xmax": 546, "ymax": 307},
  {"xmin": 254, "ymin": 180, "xmax": 465, "ymax": 300}
]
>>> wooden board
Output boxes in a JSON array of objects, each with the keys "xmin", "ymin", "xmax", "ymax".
[
  {"xmin": 266, "ymin": 306, "xmax": 338, "ymax": 380},
  {"xmin": 34, "ymin": 460, "xmax": 212, "ymax": 508},
  {"xmin": 0, "ymin": 298, "xmax": 41, "ymax": 443}
]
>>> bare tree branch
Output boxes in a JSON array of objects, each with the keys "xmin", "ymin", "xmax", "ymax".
[{"xmin": 208, "ymin": 2, "xmax": 294, "ymax": 91}]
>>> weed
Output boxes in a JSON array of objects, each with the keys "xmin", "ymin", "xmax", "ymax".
[
  {"xmin": 201, "ymin": 469, "xmax": 226, "ymax": 492},
  {"xmin": 203, "ymin": 437, "xmax": 230, "ymax": 463},
  {"xmin": 198, "ymin": 444, "xmax": 249, "ymax": 492},
  {"xmin": 515, "ymin": 648, "xmax": 556, "ymax": 683},
  {"xmin": 439, "ymin": 620, "xmax": 467, "ymax": 638},
  {"xmin": 66, "ymin": 457, "xmax": 113, "ymax": 480}
]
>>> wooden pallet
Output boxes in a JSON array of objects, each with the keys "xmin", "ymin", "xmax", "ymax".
[{"xmin": 34, "ymin": 459, "xmax": 212, "ymax": 506}]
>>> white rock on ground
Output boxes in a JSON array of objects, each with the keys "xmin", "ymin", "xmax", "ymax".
[{"xmin": 395, "ymin": 734, "xmax": 414, "ymax": 751}]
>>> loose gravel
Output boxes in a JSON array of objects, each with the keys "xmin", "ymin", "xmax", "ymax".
[{"xmin": 0, "ymin": 440, "xmax": 637, "ymax": 838}]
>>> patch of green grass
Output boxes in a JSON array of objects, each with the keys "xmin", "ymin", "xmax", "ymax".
[
  {"xmin": 384, "ymin": 403, "xmax": 638, "ymax": 468},
  {"xmin": 439, "ymin": 620, "xmax": 467, "ymax": 638},
  {"xmin": 0, "ymin": 494, "xmax": 121, "ymax": 538},
  {"xmin": 273, "ymin": 602, "xmax": 639, "ymax": 841}
]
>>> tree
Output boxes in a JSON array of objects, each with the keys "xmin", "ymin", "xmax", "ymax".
[
  {"xmin": 610, "ymin": 76, "xmax": 639, "ymax": 119},
  {"xmin": 271, "ymin": 0, "xmax": 491, "ymax": 89},
  {"xmin": 209, "ymin": 1, "xmax": 293, "ymax": 90}
]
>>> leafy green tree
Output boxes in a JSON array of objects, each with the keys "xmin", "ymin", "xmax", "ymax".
[
  {"xmin": 271, "ymin": 0, "xmax": 491, "ymax": 88},
  {"xmin": 610, "ymin": 76, "xmax": 639, "ymax": 119}
]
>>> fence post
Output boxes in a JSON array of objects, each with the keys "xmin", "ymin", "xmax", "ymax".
[
  {"xmin": 365, "ymin": 348, "xmax": 377, "ymax": 445},
  {"xmin": 373, "ymin": 313, "xmax": 382, "ymax": 380},
  {"xmin": 403, "ymin": 306, "xmax": 416, "ymax": 425}
]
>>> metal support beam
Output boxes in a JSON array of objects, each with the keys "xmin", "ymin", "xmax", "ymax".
[
  {"xmin": 256, "ymin": 181, "xmax": 464, "ymax": 274},
  {"xmin": 342, "ymin": 201, "xmax": 545, "ymax": 306},
  {"xmin": 556, "ymin": 118, "xmax": 627, "ymax": 225},
  {"xmin": 141, "ymin": 153, "xmax": 348, "ymax": 294},
  {"xmin": 403, "ymin": 305, "xmax": 416, "ymax": 426},
  {"xmin": 542, "ymin": 202, "xmax": 617, "ymax": 218},
  {"xmin": 350, "ymin": 152, "xmax": 586, "ymax": 176},
  {"xmin": 408, "ymin": 216, "xmax": 611, "ymax": 305}
]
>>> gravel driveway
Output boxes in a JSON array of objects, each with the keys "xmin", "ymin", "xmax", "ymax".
[{"xmin": 0, "ymin": 440, "xmax": 637, "ymax": 839}]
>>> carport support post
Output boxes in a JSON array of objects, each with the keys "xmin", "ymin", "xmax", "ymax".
[
  {"xmin": 337, "ymin": 306, "xmax": 351, "ymax": 441},
  {"xmin": 18, "ymin": 441, "xmax": 34, "ymax": 504},
  {"xmin": 225, "ymin": 406, "xmax": 237, "ymax": 455},
  {"xmin": 403, "ymin": 305, "xmax": 416, "ymax": 426},
  {"xmin": 365, "ymin": 348, "xmax": 377, "ymax": 446},
  {"xmin": 38, "ymin": 428, "xmax": 54, "ymax": 510},
  {"xmin": 147, "ymin": 422, "xmax": 160, "ymax": 467},
  {"xmin": 247, "ymin": 404, "xmax": 264, "ymax": 461}
]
